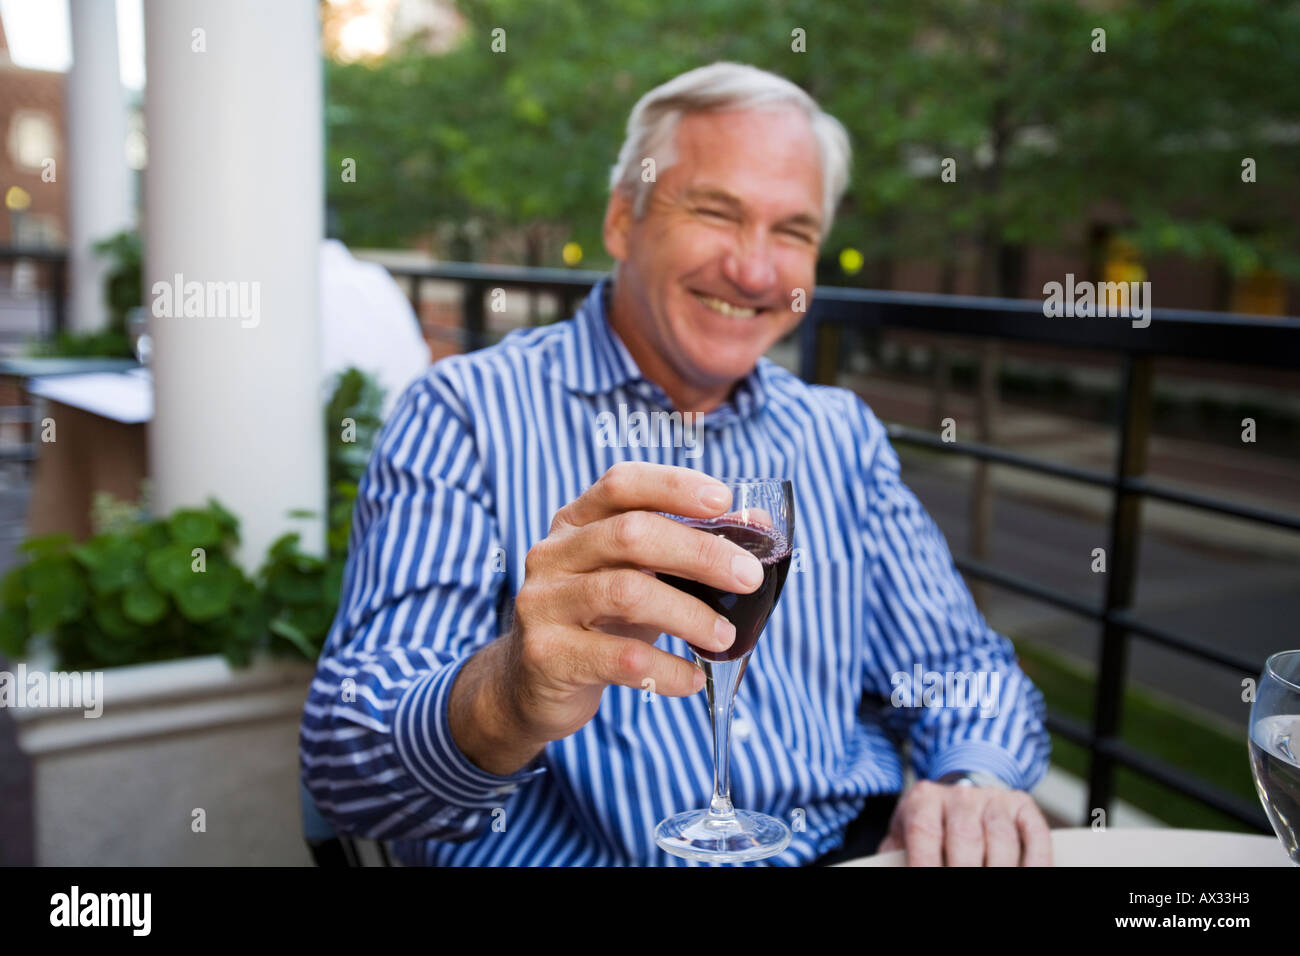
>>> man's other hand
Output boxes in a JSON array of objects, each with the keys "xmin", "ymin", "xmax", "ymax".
[{"xmin": 876, "ymin": 779, "xmax": 1053, "ymax": 866}]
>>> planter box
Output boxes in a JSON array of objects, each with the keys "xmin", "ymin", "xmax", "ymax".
[{"xmin": 9, "ymin": 651, "xmax": 316, "ymax": 865}]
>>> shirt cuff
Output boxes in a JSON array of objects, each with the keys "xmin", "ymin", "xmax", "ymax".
[
  {"xmin": 391, "ymin": 654, "xmax": 547, "ymax": 809},
  {"xmin": 924, "ymin": 740, "xmax": 1027, "ymax": 791}
]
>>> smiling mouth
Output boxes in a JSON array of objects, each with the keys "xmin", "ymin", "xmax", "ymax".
[{"xmin": 691, "ymin": 290, "xmax": 767, "ymax": 319}]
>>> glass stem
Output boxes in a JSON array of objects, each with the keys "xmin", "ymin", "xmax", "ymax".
[{"xmin": 700, "ymin": 654, "xmax": 747, "ymax": 821}]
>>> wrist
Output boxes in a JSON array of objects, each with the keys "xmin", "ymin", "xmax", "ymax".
[
  {"xmin": 451, "ymin": 641, "xmax": 545, "ymax": 776},
  {"xmin": 936, "ymin": 769, "xmax": 1011, "ymax": 790}
]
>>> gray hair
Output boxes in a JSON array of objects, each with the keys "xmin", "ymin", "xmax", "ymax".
[{"xmin": 607, "ymin": 61, "xmax": 852, "ymax": 242}]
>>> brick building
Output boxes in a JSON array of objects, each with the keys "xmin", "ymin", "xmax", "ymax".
[{"xmin": 0, "ymin": 12, "xmax": 66, "ymax": 249}]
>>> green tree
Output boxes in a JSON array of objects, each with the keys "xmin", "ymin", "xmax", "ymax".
[{"xmin": 324, "ymin": 0, "xmax": 1300, "ymax": 288}]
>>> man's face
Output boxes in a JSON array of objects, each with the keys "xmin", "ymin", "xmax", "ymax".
[{"xmin": 603, "ymin": 107, "xmax": 824, "ymax": 397}]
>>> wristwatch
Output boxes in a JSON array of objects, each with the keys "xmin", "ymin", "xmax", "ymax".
[{"xmin": 936, "ymin": 770, "xmax": 1011, "ymax": 790}]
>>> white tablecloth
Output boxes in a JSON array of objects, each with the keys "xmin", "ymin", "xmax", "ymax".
[
  {"xmin": 838, "ymin": 828, "xmax": 1292, "ymax": 866},
  {"xmin": 27, "ymin": 370, "xmax": 153, "ymax": 423}
]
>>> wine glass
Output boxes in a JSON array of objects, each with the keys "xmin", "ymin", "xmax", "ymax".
[
  {"xmin": 654, "ymin": 477, "xmax": 795, "ymax": 863},
  {"xmin": 1248, "ymin": 649, "xmax": 1300, "ymax": 864},
  {"xmin": 126, "ymin": 307, "xmax": 151, "ymax": 366}
]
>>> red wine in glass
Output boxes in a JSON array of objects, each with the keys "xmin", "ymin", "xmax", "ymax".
[
  {"xmin": 658, "ymin": 518, "xmax": 792, "ymax": 662},
  {"xmin": 653, "ymin": 477, "xmax": 795, "ymax": 863}
]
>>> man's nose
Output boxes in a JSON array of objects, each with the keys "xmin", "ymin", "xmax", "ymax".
[{"xmin": 721, "ymin": 229, "xmax": 778, "ymax": 295}]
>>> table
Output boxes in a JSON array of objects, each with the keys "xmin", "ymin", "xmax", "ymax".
[
  {"xmin": 837, "ymin": 827, "xmax": 1293, "ymax": 866},
  {"xmin": 18, "ymin": 367, "xmax": 151, "ymax": 541},
  {"xmin": 26, "ymin": 369, "xmax": 152, "ymax": 424},
  {"xmin": 0, "ymin": 357, "xmax": 140, "ymax": 380}
]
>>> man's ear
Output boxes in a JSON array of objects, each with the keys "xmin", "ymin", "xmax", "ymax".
[{"xmin": 603, "ymin": 187, "xmax": 634, "ymax": 263}]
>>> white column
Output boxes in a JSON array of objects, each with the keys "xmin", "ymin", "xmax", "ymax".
[
  {"xmin": 144, "ymin": 0, "xmax": 325, "ymax": 569},
  {"xmin": 66, "ymin": 0, "xmax": 134, "ymax": 333}
]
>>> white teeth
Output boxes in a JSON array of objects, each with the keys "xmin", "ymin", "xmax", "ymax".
[{"xmin": 694, "ymin": 292, "xmax": 757, "ymax": 318}]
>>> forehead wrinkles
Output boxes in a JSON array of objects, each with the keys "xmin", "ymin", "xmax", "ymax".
[
  {"xmin": 676, "ymin": 108, "xmax": 815, "ymax": 169},
  {"xmin": 671, "ymin": 113, "xmax": 821, "ymax": 221}
]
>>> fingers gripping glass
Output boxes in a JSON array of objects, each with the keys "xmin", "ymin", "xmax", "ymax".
[{"xmin": 654, "ymin": 478, "xmax": 795, "ymax": 863}]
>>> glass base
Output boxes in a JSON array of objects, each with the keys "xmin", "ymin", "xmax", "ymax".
[{"xmin": 655, "ymin": 808, "xmax": 792, "ymax": 863}]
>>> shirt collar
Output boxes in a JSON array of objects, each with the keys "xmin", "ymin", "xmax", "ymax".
[{"xmin": 553, "ymin": 274, "xmax": 773, "ymax": 423}]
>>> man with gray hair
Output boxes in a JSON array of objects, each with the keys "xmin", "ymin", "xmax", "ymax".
[{"xmin": 301, "ymin": 61, "xmax": 1053, "ymax": 866}]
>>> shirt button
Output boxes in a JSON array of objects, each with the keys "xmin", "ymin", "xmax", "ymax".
[{"xmin": 733, "ymin": 718, "xmax": 752, "ymax": 741}]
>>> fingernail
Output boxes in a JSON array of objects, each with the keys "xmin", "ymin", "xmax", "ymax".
[
  {"xmin": 732, "ymin": 553, "xmax": 763, "ymax": 589},
  {"xmin": 697, "ymin": 483, "xmax": 730, "ymax": 510},
  {"xmin": 714, "ymin": 617, "xmax": 736, "ymax": 647}
]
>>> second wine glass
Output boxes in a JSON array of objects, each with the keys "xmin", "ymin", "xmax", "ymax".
[{"xmin": 1249, "ymin": 649, "xmax": 1300, "ymax": 865}]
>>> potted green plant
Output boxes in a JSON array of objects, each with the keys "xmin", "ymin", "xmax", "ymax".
[{"xmin": 0, "ymin": 367, "xmax": 387, "ymax": 864}]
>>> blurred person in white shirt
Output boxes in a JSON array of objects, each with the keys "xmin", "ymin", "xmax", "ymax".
[{"xmin": 319, "ymin": 238, "xmax": 431, "ymax": 420}]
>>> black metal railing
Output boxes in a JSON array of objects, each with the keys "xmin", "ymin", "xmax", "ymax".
[
  {"xmin": 387, "ymin": 260, "xmax": 606, "ymax": 353},
  {"xmin": 0, "ymin": 247, "xmax": 68, "ymax": 342},
  {"xmin": 387, "ymin": 262, "xmax": 1300, "ymax": 833},
  {"xmin": 803, "ymin": 287, "xmax": 1298, "ymax": 832},
  {"xmin": 0, "ymin": 248, "xmax": 70, "ymax": 471}
]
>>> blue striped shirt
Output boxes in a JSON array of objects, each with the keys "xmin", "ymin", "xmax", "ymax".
[{"xmin": 299, "ymin": 275, "xmax": 1050, "ymax": 866}]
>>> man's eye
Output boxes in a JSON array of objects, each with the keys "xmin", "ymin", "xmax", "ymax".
[{"xmin": 697, "ymin": 208, "xmax": 733, "ymax": 220}]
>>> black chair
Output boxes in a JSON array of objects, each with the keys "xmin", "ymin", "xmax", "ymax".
[
  {"xmin": 300, "ymin": 780, "xmax": 393, "ymax": 866},
  {"xmin": 0, "ymin": 668, "xmax": 35, "ymax": 866}
]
